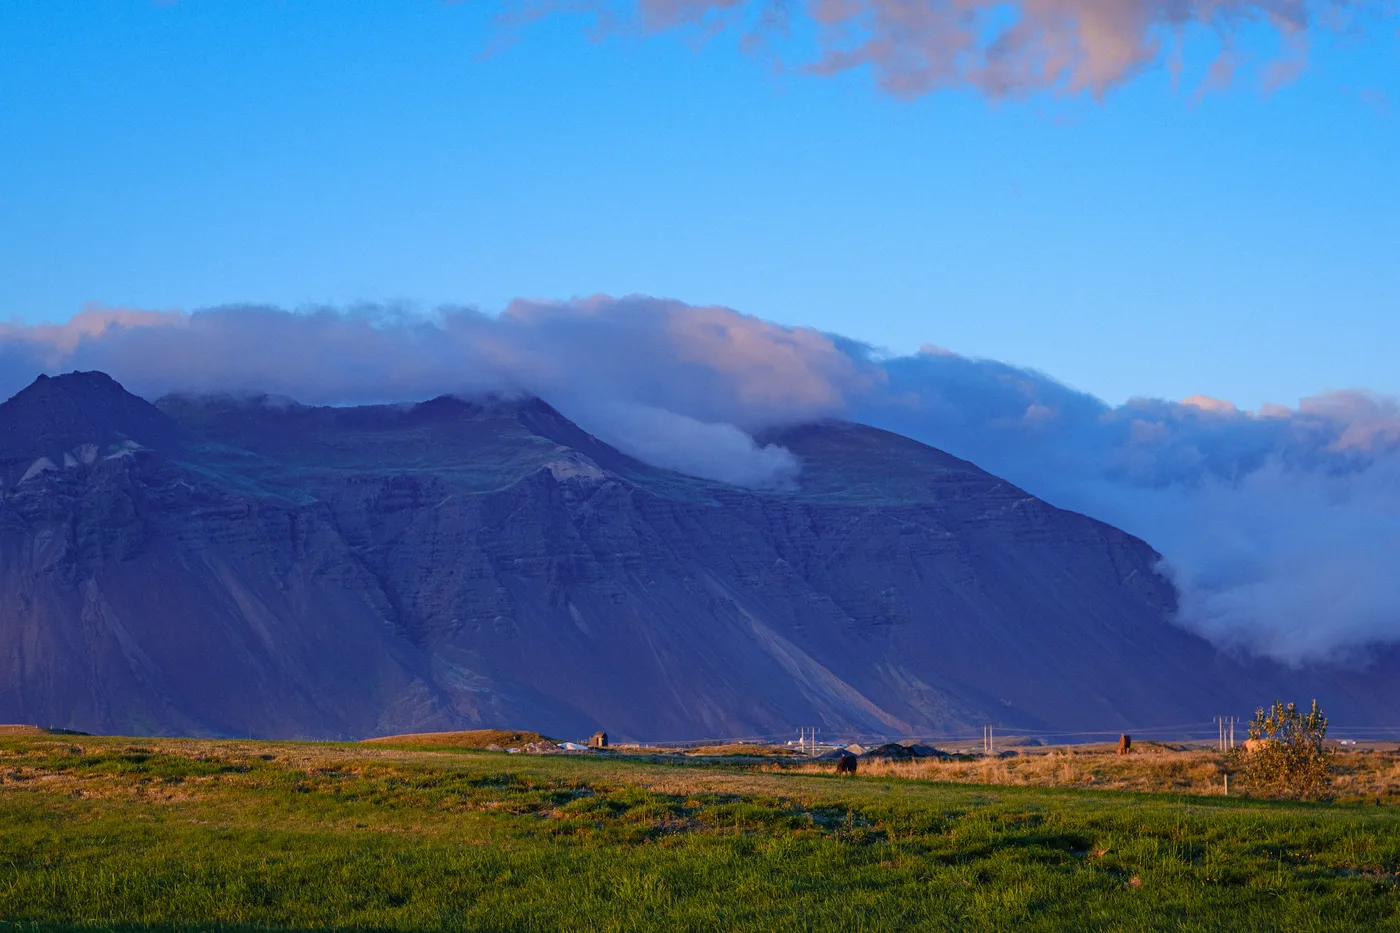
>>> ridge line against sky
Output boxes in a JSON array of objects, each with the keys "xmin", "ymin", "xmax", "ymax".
[{"xmin": 2, "ymin": 298, "xmax": 1399, "ymax": 667}]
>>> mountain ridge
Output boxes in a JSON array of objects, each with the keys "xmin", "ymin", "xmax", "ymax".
[{"xmin": 0, "ymin": 371, "xmax": 1391, "ymax": 741}]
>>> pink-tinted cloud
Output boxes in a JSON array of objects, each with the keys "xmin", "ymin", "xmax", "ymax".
[
  {"xmin": 0, "ymin": 305, "xmax": 183, "ymax": 360},
  {"xmin": 1298, "ymin": 390, "xmax": 1400, "ymax": 452},
  {"xmin": 498, "ymin": 295, "xmax": 870, "ymax": 423},
  {"xmin": 1180, "ymin": 393, "xmax": 1239, "ymax": 414},
  {"xmin": 511, "ymin": 0, "xmax": 1379, "ymax": 96}
]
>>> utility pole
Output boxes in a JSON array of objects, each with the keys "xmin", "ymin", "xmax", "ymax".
[
  {"xmin": 982, "ymin": 724, "xmax": 994, "ymax": 755},
  {"xmin": 1215, "ymin": 716, "xmax": 1238, "ymax": 751}
]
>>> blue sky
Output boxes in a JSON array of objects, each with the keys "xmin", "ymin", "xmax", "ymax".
[{"xmin": 1, "ymin": 1, "xmax": 1396, "ymax": 409}]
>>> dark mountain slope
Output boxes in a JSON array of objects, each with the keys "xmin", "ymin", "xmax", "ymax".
[
  {"xmin": 0, "ymin": 373, "xmax": 1387, "ymax": 740},
  {"xmin": 0, "ymin": 371, "xmax": 182, "ymax": 480}
]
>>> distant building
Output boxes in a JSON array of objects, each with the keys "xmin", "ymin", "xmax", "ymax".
[{"xmin": 588, "ymin": 730, "xmax": 608, "ymax": 749}]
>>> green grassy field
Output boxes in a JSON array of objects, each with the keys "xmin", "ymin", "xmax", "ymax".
[{"xmin": 2, "ymin": 735, "xmax": 1399, "ymax": 931}]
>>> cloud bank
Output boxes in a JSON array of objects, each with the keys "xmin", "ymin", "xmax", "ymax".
[
  {"xmin": 3, "ymin": 298, "xmax": 1399, "ymax": 664},
  {"xmin": 501, "ymin": 0, "xmax": 1386, "ymax": 97}
]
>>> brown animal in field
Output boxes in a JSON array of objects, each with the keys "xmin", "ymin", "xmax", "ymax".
[
  {"xmin": 835, "ymin": 754, "xmax": 858, "ymax": 774},
  {"xmin": 1117, "ymin": 734, "xmax": 1132, "ymax": 755}
]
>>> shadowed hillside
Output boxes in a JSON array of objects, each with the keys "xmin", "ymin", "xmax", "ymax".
[{"xmin": 1, "ymin": 371, "xmax": 1393, "ymax": 740}]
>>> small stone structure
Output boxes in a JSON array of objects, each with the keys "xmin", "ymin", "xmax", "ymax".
[
  {"xmin": 835, "ymin": 753, "xmax": 858, "ymax": 774},
  {"xmin": 588, "ymin": 730, "xmax": 608, "ymax": 749},
  {"xmin": 1117, "ymin": 734, "xmax": 1132, "ymax": 755}
]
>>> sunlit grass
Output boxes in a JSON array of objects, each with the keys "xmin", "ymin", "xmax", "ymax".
[{"xmin": 1, "ymin": 736, "xmax": 1398, "ymax": 931}]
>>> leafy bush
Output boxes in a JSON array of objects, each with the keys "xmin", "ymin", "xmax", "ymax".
[{"xmin": 1238, "ymin": 699, "xmax": 1334, "ymax": 800}]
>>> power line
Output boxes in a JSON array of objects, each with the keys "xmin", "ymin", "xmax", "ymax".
[{"xmin": 633, "ymin": 718, "xmax": 1400, "ymax": 749}]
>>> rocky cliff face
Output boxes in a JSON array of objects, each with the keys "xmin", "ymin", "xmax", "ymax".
[{"xmin": 0, "ymin": 373, "xmax": 1387, "ymax": 740}]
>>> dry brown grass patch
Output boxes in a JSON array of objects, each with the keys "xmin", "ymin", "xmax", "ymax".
[
  {"xmin": 758, "ymin": 746, "xmax": 1400, "ymax": 800},
  {"xmin": 795, "ymin": 749, "xmax": 1235, "ymax": 794}
]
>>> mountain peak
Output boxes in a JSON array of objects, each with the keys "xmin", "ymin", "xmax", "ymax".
[
  {"xmin": 32, "ymin": 370, "xmax": 123, "ymax": 389},
  {"xmin": 17, "ymin": 370, "xmax": 132, "ymax": 403},
  {"xmin": 0, "ymin": 371, "xmax": 182, "ymax": 474}
]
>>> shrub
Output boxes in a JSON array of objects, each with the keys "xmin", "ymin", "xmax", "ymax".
[{"xmin": 1238, "ymin": 699, "xmax": 1334, "ymax": 800}]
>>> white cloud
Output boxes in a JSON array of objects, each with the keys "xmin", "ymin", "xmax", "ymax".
[{"xmin": 4, "ymin": 296, "xmax": 1399, "ymax": 663}]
